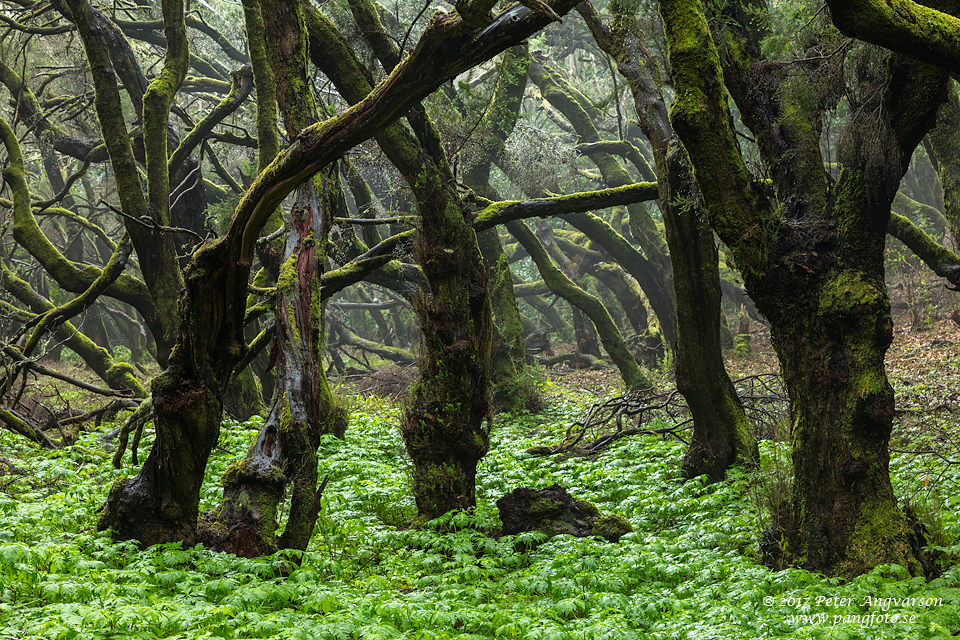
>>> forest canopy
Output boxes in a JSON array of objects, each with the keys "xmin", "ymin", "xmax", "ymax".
[{"xmin": 2, "ymin": 0, "xmax": 960, "ymax": 620}]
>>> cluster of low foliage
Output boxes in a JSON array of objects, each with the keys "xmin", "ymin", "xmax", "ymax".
[{"xmin": 1, "ymin": 388, "xmax": 959, "ymax": 639}]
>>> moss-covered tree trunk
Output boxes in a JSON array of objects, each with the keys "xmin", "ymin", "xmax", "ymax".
[
  {"xmin": 579, "ymin": 3, "xmax": 755, "ymax": 481},
  {"xmin": 926, "ymin": 87, "xmax": 960, "ymax": 244},
  {"xmin": 477, "ymin": 230, "xmax": 532, "ymax": 409},
  {"xmin": 0, "ymin": 118, "xmax": 147, "ymax": 399},
  {"xmin": 462, "ymin": 44, "xmax": 533, "ymax": 411},
  {"xmin": 660, "ymin": 0, "xmax": 946, "ymax": 576},
  {"xmin": 551, "ymin": 232, "xmax": 650, "ymax": 336},
  {"xmin": 388, "ymin": 96, "xmax": 494, "ymax": 521},
  {"xmin": 772, "ymin": 261, "xmax": 910, "ymax": 574},
  {"xmin": 89, "ymin": 0, "xmax": 188, "ymax": 362},
  {"xmin": 68, "ymin": 0, "xmax": 217, "ymax": 544},
  {"xmin": 220, "ymin": 0, "xmax": 281, "ymax": 420},
  {"xmin": 534, "ymin": 220, "xmax": 604, "ymax": 359},
  {"xmin": 1, "ymin": 15, "xmax": 173, "ymax": 364},
  {"xmin": 201, "ymin": 181, "xmax": 347, "ymax": 556},
  {"xmin": 98, "ymin": 238, "xmax": 243, "ymax": 545},
  {"xmin": 403, "ymin": 195, "xmax": 493, "ymax": 517},
  {"xmin": 526, "ymin": 58, "xmax": 677, "ymax": 348},
  {"xmin": 662, "ymin": 144, "xmax": 757, "ymax": 480}
]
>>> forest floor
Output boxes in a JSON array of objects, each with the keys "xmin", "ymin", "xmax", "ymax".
[
  {"xmin": 1, "ymin": 302, "xmax": 960, "ymax": 639},
  {"xmin": 537, "ymin": 302, "xmax": 960, "ymax": 407}
]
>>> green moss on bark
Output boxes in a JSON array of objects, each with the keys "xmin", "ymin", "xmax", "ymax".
[
  {"xmin": 591, "ymin": 514, "xmax": 633, "ymax": 542},
  {"xmin": 841, "ymin": 494, "xmax": 915, "ymax": 577}
]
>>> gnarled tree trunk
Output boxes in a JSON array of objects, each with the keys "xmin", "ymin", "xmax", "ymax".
[
  {"xmin": 201, "ymin": 181, "xmax": 346, "ymax": 556},
  {"xmin": 661, "ymin": 0, "xmax": 945, "ymax": 576}
]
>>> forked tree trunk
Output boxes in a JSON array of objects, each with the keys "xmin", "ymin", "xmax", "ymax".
[
  {"xmin": 549, "ymin": 227, "xmax": 651, "ymax": 336},
  {"xmin": 196, "ymin": 0, "xmax": 347, "ymax": 556},
  {"xmin": 507, "ymin": 219, "xmax": 649, "ymax": 390},
  {"xmin": 660, "ymin": 0, "xmax": 946, "ymax": 575},
  {"xmin": 200, "ymin": 181, "xmax": 346, "ymax": 557}
]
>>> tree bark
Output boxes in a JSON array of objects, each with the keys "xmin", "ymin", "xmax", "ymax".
[
  {"xmin": 661, "ymin": 0, "xmax": 946, "ymax": 576},
  {"xmin": 1, "ymin": 118, "xmax": 146, "ymax": 398},
  {"xmin": 201, "ymin": 181, "xmax": 347, "ymax": 556},
  {"xmin": 662, "ymin": 142, "xmax": 757, "ymax": 480},
  {"xmin": 97, "ymin": 236, "xmax": 242, "ymax": 545},
  {"xmin": 925, "ymin": 87, "xmax": 960, "ymax": 244},
  {"xmin": 64, "ymin": 0, "xmax": 185, "ymax": 366},
  {"xmin": 552, "ymin": 231, "xmax": 649, "ymax": 335},
  {"xmin": 826, "ymin": 0, "xmax": 960, "ymax": 76}
]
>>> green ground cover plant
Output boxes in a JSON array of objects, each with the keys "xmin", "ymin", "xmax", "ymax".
[{"xmin": 0, "ymin": 389, "xmax": 959, "ymax": 639}]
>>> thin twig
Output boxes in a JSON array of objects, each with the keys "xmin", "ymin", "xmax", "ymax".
[{"xmin": 99, "ymin": 199, "xmax": 205, "ymax": 242}]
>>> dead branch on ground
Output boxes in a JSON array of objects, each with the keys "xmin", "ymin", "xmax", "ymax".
[{"xmin": 535, "ymin": 372, "xmax": 788, "ymax": 456}]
